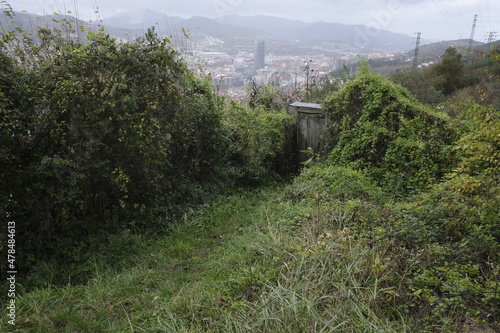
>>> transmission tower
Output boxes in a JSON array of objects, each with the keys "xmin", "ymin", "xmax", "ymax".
[
  {"xmin": 486, "ymin": 32, "xmax": 498, "ymax": 50},
  {"xmin": 467, "ymin": 14, "xmax": 478, "ymax": 51},
  {"xmin": 486, "ymin": 32, "xmax": 498, "ymax": 44},
  {"xmin": 412, "ymin": 33, "xmax": 421, "ymax": 70}
]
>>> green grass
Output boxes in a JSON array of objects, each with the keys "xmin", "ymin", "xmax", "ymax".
[
  {"xmin": 2, "ymin": 166, "xmax": 498, "ymax": 332},
  {"xmin": 1, "ymin": 185, "xmax": 408, "ymax": 332}
]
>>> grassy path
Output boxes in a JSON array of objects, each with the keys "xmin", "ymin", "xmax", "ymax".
[
  {"xmin": 3, "ymin": 186, "xmax": 410, "ymax": 332},
  {"xmin": 4, "ymin": 189, "xmax": 274, "ymax": 332}
]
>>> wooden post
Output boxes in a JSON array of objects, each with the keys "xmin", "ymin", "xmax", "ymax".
[{"xmin": 289, "ymin": 102, "xmax": 326, "ymax": 164}]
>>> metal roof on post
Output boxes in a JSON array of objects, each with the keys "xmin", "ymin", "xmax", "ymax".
[{"xmin": 289, "ymin": 102, "xmax": 324, "ymax": 114}]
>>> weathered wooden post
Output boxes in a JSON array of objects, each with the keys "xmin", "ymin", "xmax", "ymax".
[{"xmin": 289, "ymin": 102, "xmax": 327, "ymax": 165}]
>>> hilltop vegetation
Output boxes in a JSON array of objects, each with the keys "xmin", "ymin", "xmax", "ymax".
[
  {"xmin": 1, "ymin": 6, "xmax": 499, "ymax": 332},
  {"xmin": 323, "ymin": 65, "xmax": 456, "ymax": 195},
  {"xmin": 389, "ymin": 45, "xmax": 500, "ymax": 107},
  {"xmin": 0, "ymin": 22, "xmax": 296, "ymax": 283}
]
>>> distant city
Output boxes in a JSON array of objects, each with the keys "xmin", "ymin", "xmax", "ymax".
[{"xmin": 181, "ymin": 36, "xmax": 409, "ymax": 100}]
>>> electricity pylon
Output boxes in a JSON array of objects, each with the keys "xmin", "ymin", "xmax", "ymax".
[
  {"xmin": 412, "ymin": 32, "xmax": 421, "ymax": 70},
  {"xmin": 468, "ymin": 14, "xmax": 478, "ymax": 51}
]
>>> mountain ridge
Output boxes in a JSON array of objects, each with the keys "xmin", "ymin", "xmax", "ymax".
[
  {"xmin": 3, "ymin": 10, "xmax": 488, "ymax": 54},
  {"xmin": 99, "ymin": 11, "xmax": 427, "ymax": 51}
]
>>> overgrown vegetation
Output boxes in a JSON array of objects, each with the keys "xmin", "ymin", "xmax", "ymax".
[
  {"xmin": 1, "ymin": 5, "xmax": 499, "ymax": 332},
  {"xmin": 391, "ymin": 46, "xmax": 500, "ymax": 108},
  {"xmin": 323, "ymin": 64, "xmax": 456, "ymax": 195},
  {"xmin": 1, "ymin": 27, "xmax": 229, "ymax": 278},
  {"xmin": 223, "ymin": 101, "xmax": 296, "ymax": 183},
  {"xmin": 0, "ymin": 9, "xmax": 294, "ymax": 287}
]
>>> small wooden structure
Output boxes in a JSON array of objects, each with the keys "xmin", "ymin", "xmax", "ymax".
[{"xmin": 289, "ymin": 102, "xmax": 327, "ymax": 164}]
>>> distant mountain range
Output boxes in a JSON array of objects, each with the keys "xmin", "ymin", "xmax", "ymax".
[
  {"xmin": 102, "ymin": 10, "xmax": 426, "ymax": 52},
  {"xmin": 216, "ymin": 14, "xmax": 309, "ymax": 37},
  {"xmin": 0, "ymin": 11, "xmax": 146, "ymax": 41},
  {"xmin": 216, "ymin": 15, "xmax": 421, "ymax": 51},
  {"xmin": 3, "ymin": 9, "xmax": 490, "ymax": 55}
]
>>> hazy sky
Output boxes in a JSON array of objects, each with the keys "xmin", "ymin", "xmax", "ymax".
[{"xmin": 8, "ymin": 0, "xmax": 500, "ymax": 41}]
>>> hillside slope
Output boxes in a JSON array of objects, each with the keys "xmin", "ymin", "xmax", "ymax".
[{"xmin": 4, "ymin": 162, "xmax": 498, "ymax": 332}]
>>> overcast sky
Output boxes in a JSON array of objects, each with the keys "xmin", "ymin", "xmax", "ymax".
[{"xmin": 8, "ymin": 0, "xmax": 500, "ymax": 41}]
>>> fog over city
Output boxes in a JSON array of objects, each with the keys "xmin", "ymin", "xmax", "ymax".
[{"xmin": 11, "ymin": 0, "xmax": 500, "ymax": 42}]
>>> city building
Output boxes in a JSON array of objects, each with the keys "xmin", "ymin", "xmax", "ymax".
[{"xmin": 254, "ymin": 39, "xmax": 265, "ymax": 70}]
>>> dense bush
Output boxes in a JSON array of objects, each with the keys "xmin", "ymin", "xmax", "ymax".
[
  {"xmin": 376, "ymin": 103, "xmax": 499, "ymax": 330},
  {"xmin": 0, "ymin": 15, "xmax": 301, "ymax": 281},
  {"xmin": 312, "ymin": 65, "xmax": 498, "ymax": 330},
  {"xmin": 283, "ymin": 132, "xmax": 499, "ymax": 330},
  {"xmin": 322, "ymin": 64, "xmax": 456, "ymax": 195},
  {"xmin": 286, "ymin": 165, "xmax": 383, "ymax": 203},
  {"xmin": 0, "ymin": 51, "xmax": 22, "ymax": 218},
  {"xmin": 0, "ymin": 27, "xmax": 234, "ymax": 274},
  {"xmin": 223, "ymin": 101, "xmax": 296, "ymax": 184}
]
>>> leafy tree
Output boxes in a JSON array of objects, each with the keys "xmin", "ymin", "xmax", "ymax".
[
  {"xmin": 248, "ymin": 82, "xmax": 290, "ymax": 110},
  {"xmin": 390, "ymin": 69, "xmax": 445, "ymax": 105},
  {"xmin": 305, "ymin": 73, "xmax": 341, "ymax": 103},
  {"xmin": 429, "ymin": 47, "xmax": 465, "ymax": 96}
]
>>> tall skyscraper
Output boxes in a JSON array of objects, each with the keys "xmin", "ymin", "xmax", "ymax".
[{"xmin": 254, "ymin": 39, "xmax": 265, "ymax": 70}]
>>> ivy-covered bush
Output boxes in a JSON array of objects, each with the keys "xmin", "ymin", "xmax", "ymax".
[
  {"xmin": 223, "ymin": 101, "xmax": 296, "ymax": 184},
  {"xmin": 323, "ymin": 64, "xmax": 456, "ymax": 195},
  {"xmin": 283, "ymin": 98, "xmax": 499, "ymax": 329},
  {"xmin": 1, "ymin": 28, "xmax": 233, "ymax": 270},
  {"xmin": 378, "ymin": 102, "xmax": 500, "ymax": 330},
  {"xmin": 0, "ymin": 51, "xmax": 22, "ymax": 218},
  {"xmin": 450, "ymin": 102, "xmax": 500, "ymax": 190},
  {"xmin": 0, "ymin": 16, "xmax": 301, "ymax": 277},
  {"xmin": 286, "ymin": 165, "xmax": 383, "ymax": 203}
]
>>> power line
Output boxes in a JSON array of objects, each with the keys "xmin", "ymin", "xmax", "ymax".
[
  {"xmin": 453, "ymin": 1, "xmax": 466, "ymax": 23},
  {"xmin": 477, "ymin": 0, "xmax": 485, "ymax": 36},
  {"xmin": 486, "ymin": 0, "xmax": 491, "ymax": 32},
  {"xmin": 432, "ymin": 0, "xmax": 462, "ymax": 37}
]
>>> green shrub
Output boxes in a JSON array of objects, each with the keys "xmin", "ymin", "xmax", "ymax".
[
  {"xmin": 223, "ymin": 102, "xmax": 296, "ymax": 184},
  {"xmin": 0, "ymin": 51, "xmax": 23, "ymax": 217},
  {"xmin": 1, "ymin": 27, "xmax": 232, "ymax": 275},
  {"xmin": 360, "ymin": 101, "xmax": 500, "ymax": 329},
  {"xmin": 323, "ymin": 63, "xmax": 456, "ymax": 195},
  {"xmin": 287, "ymin": 165, "xmax": 383, "ymax": 203}
]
